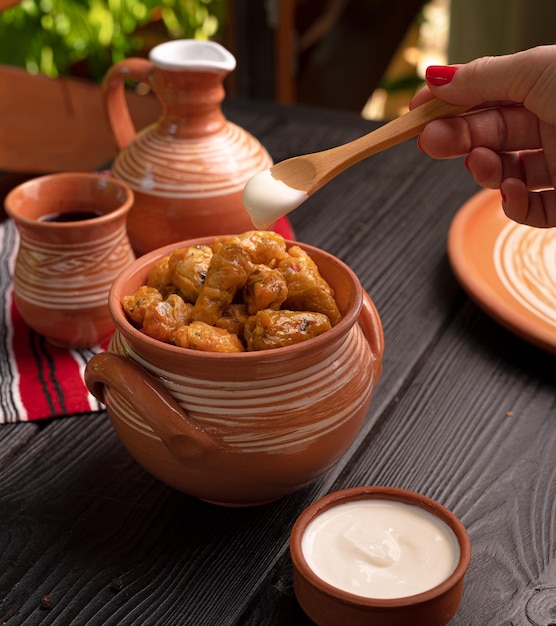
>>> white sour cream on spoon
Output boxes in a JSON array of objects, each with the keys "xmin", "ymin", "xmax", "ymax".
[{"xmin": 242, "ymin": 169, "xmax": 308, "ymax": 229}]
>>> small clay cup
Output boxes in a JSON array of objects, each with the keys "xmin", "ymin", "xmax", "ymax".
[
  {"xmin": 85, "ymin": 238, "xmax": 384, "ymax": 506},
  {"xmin": 290, "ymin": 486, "xmax": 472, "ymax": 626},
  {"xmin": 5, "ymin": 173, "xmax": 135, "ymax": 348}
]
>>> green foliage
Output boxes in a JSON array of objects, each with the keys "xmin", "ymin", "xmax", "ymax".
[{"xmin": 0, "ymin": 0, "xmax": 225, "ymax": 81}]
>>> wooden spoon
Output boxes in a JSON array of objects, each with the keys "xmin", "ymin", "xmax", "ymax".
[{"xmin": 243, "ymin": 98, "xmax": 469, "ymax": 228}]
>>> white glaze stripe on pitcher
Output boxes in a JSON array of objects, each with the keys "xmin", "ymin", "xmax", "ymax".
[{"xmin": 112, "ymin": 124, "xmax": 271, "ymax": 198}]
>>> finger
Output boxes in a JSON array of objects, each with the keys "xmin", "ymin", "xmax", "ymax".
[
  {"xmin": 410, "ymin": 81, "xmax": 514, "ymax": 111},
  {"xmin": 501, "ymin": 178, "xmax": 556, "ymax": 227},
  {"xmin": 418, "ymin": 106, "xmax": 542, "ymax": 158},
  {"xmin": 465, "ymin": 148, "xmax": 501, "ymax": 188},
  {"xmin": 466, "ymin": 147, "xmax": 553, "ymax": 190},
  {"xmin": 425, "ymin": 47, "xmax": 556, "ymax": 126},
  {"xmin": 409, "ymin": 85, "xmax": 435, "ymax": 109},
  {"xmin": 538, "ymin": 120, "xmax": 556, "ymax": 189}
]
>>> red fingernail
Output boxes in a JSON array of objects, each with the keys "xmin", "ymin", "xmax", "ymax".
[
  {"xmin": 416, "ymin": 135, "xmax": 424, "ymax": 152},
  {"xmin": 464, "ymin": 154, "xmax": 471, "ymax": 172},
  {"xmin": 426, "ymin": 65, "xmax": 458, "ymax": 86}
]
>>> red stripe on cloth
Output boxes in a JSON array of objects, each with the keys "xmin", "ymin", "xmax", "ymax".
[
  {"xmin": 274, "ymin": 216, "xmax": 295, "ymax": 241},
  {"xmin": 10, "ymin": 297, "xmax": 99, "ymax": 421},
  {"xmin": 54, "ymin": 344, "xmax": 107, "ymax": 415},
  {"xmin": 10, "ymin": 297, "xmax": 54, "ymax": 420}
]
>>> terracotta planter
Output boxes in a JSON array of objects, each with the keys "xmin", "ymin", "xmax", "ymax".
[{"xmin": 85, "ymin": 238, "xmax": 384, "ymax": 505}]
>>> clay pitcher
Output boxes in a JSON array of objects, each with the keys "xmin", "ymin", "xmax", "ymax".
[{"xmin": 103, "ymin": 39, "xmax": 273, "ymax": 256}]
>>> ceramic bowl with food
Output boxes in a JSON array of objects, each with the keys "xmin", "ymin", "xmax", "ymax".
[
  {"xmin": 85, "ymin": 233, "xmax": 384, "ymax": 506},
  {"xmin": 290, "ymin": 486, "xmax": 472, "ymax": 625}
]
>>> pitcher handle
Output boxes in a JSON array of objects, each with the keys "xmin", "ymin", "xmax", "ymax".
[
  {"xmin": 357, "ymin": 291, "xmax": 384, "ymax": 381},
  {"xmin": 85, "ymin": 351, "xmax": 223, "ymax": 462},
  {"xmin": 102, "ymin": 58, "xmax": 155, "ymax": 150}
]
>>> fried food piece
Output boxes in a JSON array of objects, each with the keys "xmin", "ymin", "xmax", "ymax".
[
  {"xmin": 215, "ymin": 303, "xmax": 249, "ymax": 337},
  {"xmin": 278, "ymin": 246, "xmax": 342, "ymax": 325},
  {"xmin": 213, "ymin": 230, "xmax": 288, "ymax": 266},
  {"xmin": 122, "ymin": 286, "xmax": 163, "ymax": 326},
  {"xmin": 174, "ymin": 321, "xmax": 244, "ymax": 353},
  {"xmin": 243, "ymin": 265, "xmax": 288, "ymax": 315},
  {"xmin": 244, "ymin": 309, "xmax": 332, "ymax": 351},
  {"xmin": 191, "ymin": 243, "xmax": 253, "ymax": 325},
  {"xmin": 147, "ymin": 255, "xmax": 172, "ymax": 293},
  {"xmin": 141, "ymin": 294, "xmax": 193, "ymax": 343},
  {"xmin": 166, "ymin": 245, "xmax": 213, "ymax": 303}
]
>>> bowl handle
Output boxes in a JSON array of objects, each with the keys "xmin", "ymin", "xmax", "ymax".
[
  {"xmin": 102, "ymin": 58, "xmax": 154, "ymax": 150},
  {"xmin": 85, "ymin": 352, "xmax": 224, "ymax": 462},
  {"xmin": 357, "ymin": 292, "xmax": 384, "ymax": 380}
]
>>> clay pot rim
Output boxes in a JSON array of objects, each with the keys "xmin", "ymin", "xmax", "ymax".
[
  {"xmin": 290, "ymin": 485, "xmax": 472, "ymax": 609},
  {"xmin": 110, "ymin": 237, "xmax": 363, "ymax": 360},
  {"xmin": 5, "ymin": 172, "xmax": 134, "ymax": 229}
]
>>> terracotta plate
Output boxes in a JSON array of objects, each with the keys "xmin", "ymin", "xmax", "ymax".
[{"xmin": 447, "ymin": 188, "xmax": 556, "ymax": 355}]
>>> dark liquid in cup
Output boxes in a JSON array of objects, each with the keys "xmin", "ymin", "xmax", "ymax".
[{"xmin": 39, "ymin": 210, "xmax": 103, "ymax": 223}]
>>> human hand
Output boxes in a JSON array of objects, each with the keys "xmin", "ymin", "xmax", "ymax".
[{"xmin": 411, "ymin": 45, "xmax": 556, "ymax": 227}]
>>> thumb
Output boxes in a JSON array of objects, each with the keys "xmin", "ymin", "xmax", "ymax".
[{"xmin": 426, "ymin": 45, "xmax": 556, "ymax": 126}]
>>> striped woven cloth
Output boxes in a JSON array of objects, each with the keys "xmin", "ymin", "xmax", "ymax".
[{"xmin": 0, "ymin": 219, "xmax": 104, "ymax": 423}]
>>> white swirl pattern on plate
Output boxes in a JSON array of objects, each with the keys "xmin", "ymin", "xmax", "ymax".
[{"xmin": 493, "ymin": 222, "xmax": 556, "ymax": 326}]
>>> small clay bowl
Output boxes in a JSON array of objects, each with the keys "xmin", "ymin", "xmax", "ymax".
[{"xmin": 290, "ymin": 486, "xmax": 471, "ymax": 626}]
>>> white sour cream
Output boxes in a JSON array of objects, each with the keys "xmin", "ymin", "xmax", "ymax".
[
  {"xmin": 301, "ymin": 499, "xmax": 460, "ymax": 599},
  {"xmin": 242, "ymin": 169, "xmax": 308, "ymax": 229}
]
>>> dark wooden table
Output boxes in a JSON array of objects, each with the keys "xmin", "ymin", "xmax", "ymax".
[{"xmin": 1, "ymin": 98, "xmax": 555, "ymax": 626}]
